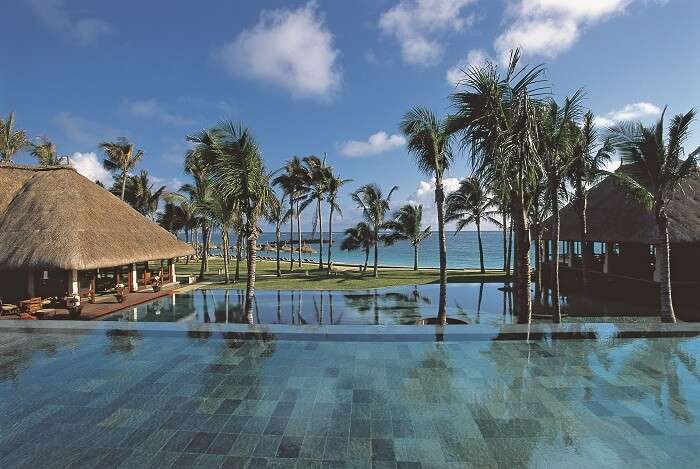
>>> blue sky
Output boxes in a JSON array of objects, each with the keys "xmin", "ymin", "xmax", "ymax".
[{"xmin": 2, "ymin": 0, "xmax": 699, "ymax": 230}]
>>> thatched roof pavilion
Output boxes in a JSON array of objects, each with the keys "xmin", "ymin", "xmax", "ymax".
[
  {"xmin": 0, "ymin": 164, "xmax": 193, "ymax": 301},
  {"xmin": 540, "ymin": 173, "xmax": 700, "ymax": 282}
]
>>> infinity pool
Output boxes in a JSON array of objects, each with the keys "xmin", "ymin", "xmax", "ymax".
[
  {"xmin": 101, "ymin": 283, "xmax": 662, "ymax": 325},
  {"xmin": 0, "ymin": 324, "xmax": 698, "ymax": 468}
]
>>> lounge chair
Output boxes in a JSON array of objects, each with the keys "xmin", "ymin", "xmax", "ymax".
[{"xmin": 19, "ymin": 297, "xmax": 43, "ymax": 316}]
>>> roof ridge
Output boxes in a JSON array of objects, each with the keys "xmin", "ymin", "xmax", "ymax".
[{"xmin": 0, "ymin": 163, "xmax": 76, "ymax": 172}]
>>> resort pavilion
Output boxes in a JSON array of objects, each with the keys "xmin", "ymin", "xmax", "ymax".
[
  {"xmin": 0, "ymin": 164, "xmax": 194, "ymax": 302},
  {"xmin": 540, "ymin": 173, "xmax": 700, "ymax": 284}
]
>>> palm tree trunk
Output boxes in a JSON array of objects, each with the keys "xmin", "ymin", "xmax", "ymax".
[
  {"xmin": 656, "ymin": 210, "xmax": 676, "ymax": 322},
  {"xmin": 198, "ymin": 224, "xmax": 209, "ymax": 281},
  {"xmin": 120, "ymin": 170, "xmax": 127, "ymax": 200},
  {"xmin": 435, "ymin": 177, "xmax": 448, "ymax": 295},
  {"xmin": 578, "ymin": 189, "xmax": 590, "ymax": 295},
  {"xmin": 550, "ymin": 181, "xmax": 561, "ymax": 323},
  {"xmin": 235, "ymin": 232, "xmax": 241, "ymax": 283},
  {"xmin": 185, "ymin": 229, "xmax": 191, "ymax": 264},
  {"xmin": 413, "ymin": 243, "xmax": 418, "ymax": 271},
  {"xmin": 512, "ymin": 190, "xmax": 532, "ymax": 324},
  {"xmin": 363, "ymin": 247, "xmax": 369, "ymax": 272},
  {"xmin": 373, "ymin": 228, "xmax": 379, "ymax": 278},
  {"xmin": 507, "ymin": 223, "xmax": 513, "ymax": 275},
  {"xmin": 327, "ymin": 203, "xmax": 334, "ymax": 270},
  {"xmin": 275, "ymin": 224, "xmax": 281, "ymax": 278},
  {"xmin": 296, "ymin": 201, "xmax": 302, "ymax": 267},
  {"xmin": 502, "ymin": 212, "xmax": 508, "ymax": 272},
  {"xmin": 289, "ymin": 197, "xmax": 294, "ymax": 271},
  {"xmin": 244, "ymin": 213, "xmax": 258, "ymax": 323},
  {"xmin": 317, "ymin": 197, "xmax": 323, "ymax": 269},
  {"xmin": 534, "ymin": 233, "xmax": 542, "ymax": 305},
  {"xmin": 223, "ymin": 230, "xmax": 230, "ymax": 283},
  {"xmin": 476, "ymin": 220, "xmax": 485, "ymax": 273}
]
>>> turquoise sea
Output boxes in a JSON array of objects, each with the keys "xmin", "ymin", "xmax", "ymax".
[{"xmin": 203, "ymin": 230, "xmax": 515, "ymax": 270}]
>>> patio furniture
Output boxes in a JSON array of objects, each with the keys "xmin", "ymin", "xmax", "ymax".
[
  {"xmin": 1, "ymin": 303, "xmax": 19, "ymax": 316},
  {"xmin": 115, "ymin": 285, "xmax": 128, "ymax": 303},
  {"xmin": 35, "ymin": 308, "xmax": 57, "ymax": 319},
  {"xmin": 20, "ymin": 297, "xmax": 43, "ymax": 316}
]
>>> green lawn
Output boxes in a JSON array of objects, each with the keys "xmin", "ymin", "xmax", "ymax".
[{"xmin": 176, "ymin": 257, "xmax": 508, "ymax": 290}]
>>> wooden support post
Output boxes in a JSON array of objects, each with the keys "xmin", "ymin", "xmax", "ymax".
[
  {"xmin": 567, "ymin": 241, "xmax": 575, "ymax": 267},
  {"xmin": 169, "ymin": 259, "xmax": 176, "ymax": 284},
  {"xmin": 90, "ymin": 271, "xmax": 96, "ymax": 303},
  {"xmin": 27, "ymin": 270, "xmax": 35, "ymax": 298},
  {"xmin": 129, "ymin": 263, "xmax": 138, "ymax": 292},
  {"xmin": 69, "ymin": 269, "xmax": 79, "ymax": 295}
]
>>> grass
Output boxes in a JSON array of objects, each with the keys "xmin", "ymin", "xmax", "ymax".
[{"xmin": 176, "ymin": 257, "xmax": 509, "ymax": 290}]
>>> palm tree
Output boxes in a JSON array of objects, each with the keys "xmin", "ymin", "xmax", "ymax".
[
  {"xmin": 528, "ymin": 181, "xmax": 550, "ymax": 305},
  {"xmin": 383, "ymin": 204, "xmax": 431, "ymax": 271},
  {"xmin": 161, "ymin": 192, "xmax": 198, "ymax": 262},
  {"xmin": 0, "ymin": 112, "xmax": 29, "ymax": 163},
  {"xmin": 121, "ymin": 170, "xmax": 166, "ymax": 219},
  {"xmin": 401, "ymin": 107, "xmax": 454, "ymax": 300},
  {"xmin": 30, "ymin": 137, "xmax": 65, "ymax": 166},
  {"xmin": 538, "ymin": 92, "xmax": 584, "ymax": 323},
  {"xmin": 211, "ymin": 121, "xmax": 276, "ymax": 320},
  {"xmin": 274, "ymin": 157, "xmax": 308, "ymax": 267},
  {"xmin": 340, "ymin": 222, "xmax": 374, "ymax": 271},
  {"xmin": 445, "ymin": 177, "xmax": 499, "ymax": 273},
  {"xmin": 567, "ymin": 111, "xmax": 613, "ymax": 292},
  {"xmin": 449, "ymin": 49, "xmax": 546, "ymax": 324},
  {"xmin": 100, "ymin": 137, "xmax": 144, "ymax": 201},
  {"xmin": 265, "ymin": 192, "xmax": 288, "ymax": 277},
  {"xmin": 351, "ymin": 183, "xmax": 398, "ymax": 277},
  {"xmin": 607, "ymin": 108, "xmax": 698, "ymax": 322},
  {"xmin": 301, "ymin": 155, "xmax": 330, "ymax": 269},
  {"xmin": 325, "ymin": 169, "xmax": 351, "ymax": 270},
  {"xmin": 209, "ymin": 189, "xmax": 240, "ymax": 283}
]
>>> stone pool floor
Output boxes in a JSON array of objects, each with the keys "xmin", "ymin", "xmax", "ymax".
[{"xmin": 0, "ymin": 322, "xmax": 699, "ymax": 468}]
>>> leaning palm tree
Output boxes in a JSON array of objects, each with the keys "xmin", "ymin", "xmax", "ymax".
[
  {"xmin": 340, "ymin": 222, "xmax": 374, "ymax": 272},
  {"xmin": 383, "ymin": 204, "xmax": 431, "ymax": 271},
  {"xmin": 567, "ymin": 111, "xmax": 613, "ymax": 292},
  {"xmin": 325, "ymin": 169, "xmax": 352, "ymax": 270},
  {"xmin": 607, "ymin": 108, "xmax": 698, "ymax": 322},
  {"xmin": 100, "ymin": 137, "xmax": 144, "ymax": 200},
  {"xmin": 401, "ymin": 107, "xmax": 454, "ymax": 299},
  {"xmin": 30, "ymin": 137, "xmax": 65, "ymax": 166},
  {"xmin": 351, "ymin": 183, "xmax": 398, "ymax": 277},
  {"xmin": 449, "ymin": 49, "xmax": 547, "ymax": 324},
  {"xmin": 0, "ymin": 112, "xmax": 29, "ymax": 163},
  {"xmin": 211, "ymin": 121, "xmax": 276, "ymax": 320},
  {"xmin": 300, "ymin": 155, "xmax": 330, "ymax": 269},
  {"xmin": 538, "ymin": 92, "xmax": 584, "ymax": 323},
  {"xmin": 445, "ymin": 177, "xmax": 499, "ymax": 273}
]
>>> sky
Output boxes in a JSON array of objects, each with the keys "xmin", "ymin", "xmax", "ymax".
[{"xmin": 2, "ymin": 0, "xmax": 699, "ymax": 231}]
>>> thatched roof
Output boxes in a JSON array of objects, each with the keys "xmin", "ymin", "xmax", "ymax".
[
  {"xmin": 542, "ymin": 173, "xmax": 700, "ymax": 244},
  {"xmin": 0, "ymin": 164, "xmax": 194, "ymax": 270}
]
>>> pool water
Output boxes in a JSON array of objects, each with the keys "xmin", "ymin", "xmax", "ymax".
[
  {"xmin": 102, "ymin": 283, "xmax": 661, "ymax": 326},
  {"xmin": 0, "ymin": 327, "xmax": 698, "ymax": 468}
]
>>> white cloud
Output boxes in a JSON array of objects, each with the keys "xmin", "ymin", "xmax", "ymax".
[
  {"xmin": 69, "ymin": 152, "xmax": 112, "ymax": 186},
  {"xmin": 494, "ymin": 0, "xmax": 639, "ymax": 62},
  {"xmin": 152, "ymin": 176, "xmax": 184, "ymax": 193},
  {"xmin": 217, "ymin": 2, "xmax": 341, "ymax": 99},
  {"xmin": 126, "ymin": 99, "xmax": 194, "ymax": 126},
  {"xmin": 408, "ymin": 177, "xmax": 461, "ymax": 226},
  {"xmin": 27, "ymin": 0, "xmax": 111, "ymax": 44},
  {"xmin": 339, "ymin": 131, "xmax": 406, "ymax": 157},
  {"xmin": 379, "ymin": 0, "xmax": 477, "ymax": 66},
  {"xmin": 446, "ymin": 49, "xmax": 491, "ymax": 86},
  {"xmin": 593, "ymin": 102, "xmax": 662, "ymax": 128},
  {"xmin": 55, "ymin": 112, "xmax": 121, "ymax": 147}
]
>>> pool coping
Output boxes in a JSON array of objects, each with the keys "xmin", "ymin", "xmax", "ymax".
[{"xmin": 1, "ymin": 320, "xmax": 700, "ymax": 342}]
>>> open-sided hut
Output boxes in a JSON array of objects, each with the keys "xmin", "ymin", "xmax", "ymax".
[
  {"xmin": 541, "ymin": 173, "xmax": 700, "ymax": 283},
  {"xmin": 0, "ymin": 164, "xmax": 194, "ymax": 301}
]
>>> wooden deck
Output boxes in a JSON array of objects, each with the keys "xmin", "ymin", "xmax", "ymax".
[{"xmin": 1, "ymin": 286, "xmax": 177, "ymax": 321}]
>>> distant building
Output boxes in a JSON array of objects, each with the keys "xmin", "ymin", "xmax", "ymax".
[{"xmin": 0, "ymin": 164, "xmax": 193, "ymax": 301}]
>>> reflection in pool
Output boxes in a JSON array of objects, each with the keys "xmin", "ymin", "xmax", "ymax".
[{"xmin": 102, "ymin": 283, "xmax": 661, "ymax": 325}]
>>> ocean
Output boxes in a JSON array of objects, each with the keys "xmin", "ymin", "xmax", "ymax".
[{"xmin": 200, "ymin": 230, "xmax": 519, "ymax": 270}]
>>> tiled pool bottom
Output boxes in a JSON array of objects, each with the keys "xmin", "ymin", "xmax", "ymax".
[{"xmin": 1, "ymin": 327, "xmax": 699, "ymax": 468}]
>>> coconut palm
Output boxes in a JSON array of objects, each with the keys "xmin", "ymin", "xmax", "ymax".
[
  {"xmin": 30, "ymin": 137, "xmax": 65, "ymax": 166},
  {"xmin": 401, "ymin": 107, "xmax": 454, "ymax": 298},
  {"xmin": 538, "ymin": 92, "xmax": 584, "ymax": 323},
  {"xmin": 100, "ymin": 137, "xmax": 144, "ymax": 201},
  {"xmin": 383, "ymin": 204, "xmax": 432, "ymax": 271},
  {"xmin": 121, "ymin": 170, "xmax": 167, "ymax": 219},
  {"xmin": 161, "ymin": 192, "xmax": 199, "ymax": 262},
  {"xmin": 567, "ymin": 111, "xmax": 613, "ymax": 292},
  {"xmin": 210, "ymin": 121, "xmax": 276, "ymax": 320},
  {"xmin": 351, "ymin": 183, "xmax": 398, "ymax": 277},
  {"xmin": 300, "ymin": 155, "xmax": 330, "ymax": 269},
  {"xmin": 607, "ymin": 108, "xmax": 698, "ymax": 322},
  {"xmin": 340, "ymin": 222, "xmax": 374, "ymax": 271},
  {"xmin": 528, "ymin": 181, "xmax": 550, "ymax": 305},
  {"xmin": 445, "ymin": 177, "xmax": 499, "ymax": 273},
  {"xmin": 265, "ymin": 192, "xmax": 289, "ymax": 277},
  {"xmin": 449, "ymin": 49, "xmax": 547, "ymax": 324},
  {"xmin": 0, "ymin": 112, "xmax": 29, "ymax": 163},
  {"xmin": 274, "ymin": 157, "xmax": 308, "ymax": 268},
  {"xmin": 325, "ymin": 169, "xmax": 352, "ymax": 270}
]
